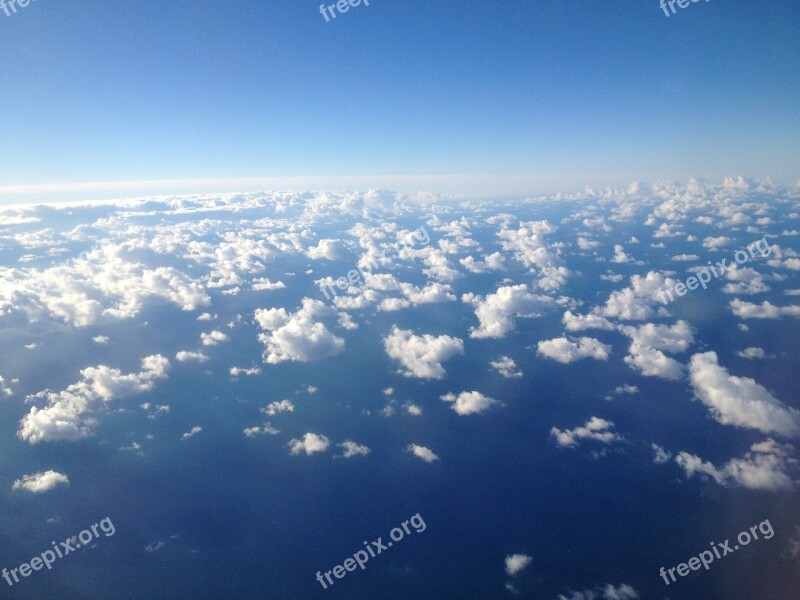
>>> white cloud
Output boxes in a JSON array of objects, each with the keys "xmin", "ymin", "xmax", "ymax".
[
  {"xmin": 243, "ymin": 423, "xmax": 280, "ymax": 437},
  {"xmin": 252, "ymin": 277, "xmax": 286, "ymax": 291},
  {"xmin": 562, "ymin": 310, "xmax": 615, "ymax": 332},
  {"xmin": 92, "ymin": 335, "xmax": 110, "ymax": 344},
  {"xmin": 730, "ymin": 299, "xmax": 800, "ymax": 319},
  {"xmin": 551, "ymin": 417, "xmax": 622, "ymax": 448},
  {"xmin": 557, "ymin": 583, "xmax": 639, "ymax": 600},
  {"xmin": 737, "ymin": 347, "xmax": 766, "ymax": 360},
  {"xmin": 703, "ymin": 236, "xmax": 733, "ymax": 250},
  {"xmin": 652, "ymin": 443, "xmax": 673, "ymax": 464},
  {"xmin": 537, "ymin": 337, "xmax": 611, "ymax": 364},
  {"xmin": 671, "ymin": 254, "xmax": 700, "ymax": 262},
  {"xmin": 0, "ymin": 375, "xmax": 12, "ymax": 397},
  {"xmin": 611, "ymin": 245, "xmax": 634, "ymax": 264},
  {"xmin": 440, "ymin": 391, "xmax": 502, "ymax": 416},
  {"xmin": 306, "ymin": 238, "xmax": 347, "ymax": 261},
  {"xmin": 176, "ymin": 350, "xmax": 210, "ymax": 363},
  {"xmin": 604, "ymin": 384, "xmax": 639, "ymax": 401},
  {"xmin": 462, "ymin": 284, "xmax": 555, "ymax": 338},
  {"xmin": 12, "ymin": 470, "xmax": 70, "ymax": 493},
  {"xmin": 406, "ymin": 443, "xmax": 439, "ymax": 462},
  {"xmin": 201, "ymin": 330, "xmax": 229, "ymax": 346},
  {"xmin": 19, "ymin": 355, "xmax": 170, "ymax": 444},
  {"xmin": 262, "ymin": 399, "xmax": 295, "ymax": 416},
  {"xmin": 688, "ymin": 351, "xmax": 800, "ymax": 437},
  {"xmin": 498, "ymin": 220, "xmax": 570, "ymax": 290},
  {"xmin": 182, "ymin": 426, "xmax": 202, "ymax": 440},
  {"xmin": 676, "ymin": 439, "xmax": 796, "ymax": 491},
  {"xmin": 383, "ymin": 326, "xmax": 463, "ymax": 379},
  {"xmin": 404, "ymin": 403, "xmax": 423, "ymax": 416},
  {"xmin": 598, "ymin": 271, "xmax": 676, "ymax": 321},
  {"xmin": 504, "ymin": 553, "xmax": 532, "ymax": 576},
  {"xmin": 288, "ymin": 433, "xmax": 330, "ymax": 455},
  {"xmin": 619, "ymin": 320, "xmax": 693, "ymax": 380},
  {"xmin": 255, "ymin": 298, "xmax": 345, "ymax": 364},
  {"xmin": 229, "ymin": 365, "xmax": 261, "ymax": 377},
  {"xmin": 339, "ymin": 440, "xmax": 371, "ymax": 458},
  {"xmin": 490, "ymin": 356, "xmax": 522, "ymax": 378}
]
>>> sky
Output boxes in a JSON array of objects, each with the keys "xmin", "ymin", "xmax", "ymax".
[{"xmin": 0, "ymin": 0, "xmax": 799, "ymax": 203}]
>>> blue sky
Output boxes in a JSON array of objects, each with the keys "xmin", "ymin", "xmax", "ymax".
[{"xmin": 0, "ymin": 0, "xmax": 798, "ymax": 201}]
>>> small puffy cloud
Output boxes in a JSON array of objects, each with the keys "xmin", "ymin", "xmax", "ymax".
[
  {"xmin": 604, "ymin": 384, "xmax": 639, "ymax": 401},
  {"xmin": 689, "ymin": 352, "xmax": 800, "ymax": 437},
  {"xmin": 441, "ymin": 391, "xmax": 502, "ymax": 416},
  {"xmin": 703, "ymin": 236, "xmax": 733, "ymax": 250},
  {"xmin": 92, "ymin": 335, "xmax": 110, "ymax": 344},
  {"xmin": 0, "ymin": 375, "xmax": 12, "ymax": 397},
  {"xmin": 737, "ymin": 347, "xmax": 766, "ymax": 360},
  {"xmin": 563, "ymin": 310, "xmax": 615, "ymax": 332},
  {"xmin": 463, "ymin": 285, "xmax": 556, "ymax": 338},
  {"xmin": 12, "ymin": 470, "xmax": 69, "ymax": 493},
  {"xmin": 537, "ymin": 337, "xmax": 611, "ymax": 364},
  {"xmin": 182, "ymin": 426, "xmax": 202, "ymax": 439},
  {"xmin": 557, "ymin": 583, "xmax": 639, "ymax": 600},
  {"xmin": 676, "ymin": 439, "xmax": 797, "ymax": 491},
  {"xmin": 611, "ymin": 245, "xmax": 634, "ymax": 264},
  {"xmin": 176, "ymin": 350, "xmax": 210, "ymax": 363},
  {"xmin": 671, "ymin": 254, "xmax": 700, "ymax": 262},
  {"xmin": 251, "ymin": 277, "xmax": 286, "ymax": 291},
  {"xmin": 497, "ymin": 220, "xmax": 569, "ymax": 291},
  {"xmin": 406, "ymin": 443, "xmax": 439, "ymax": 462},
  {"xmin": 19, "ymin": 355, "xmax": 170, "ymax": 444},
  {"xmin": 255, "ymin": 299, "xmax": 345, "ymax": 364},
  {"xmin": 306, "ymin": 239, "xmax": 347, "ymax": 261},
  {"xmin": 619, "ymin": 320, "xmax": 693, "ymax": 380},
  {"xmin": 262, "ymin": 399, "xmax": 295, "ymax": 416},
  {"xmin": 551, "ymin": 417, "xmax": 622, "ymax": 448},
  {"xmin": 383, "ymin": 326, "xmax": 464, "ymax": 379},
  {"xmin": 229, "ymin": 365, "xmax": 260, "ymax": 377},
  {"xmin": 201, "ymin": 330, "xmax": 229, "ymax": 346},
  {"xmin": 339, "ymin": 440, "xmax": 371, "ymax": 458},
  {"xmin": 288, "ymin": 433, "xmax": 330, "ymax": 455},
  {"xmin": 490, "ymin": 356, "xmax": 522, "ymax": 378},
  {"xmin": 730, "ymin": 299, "xmax": 800, "ymax": 319},
  {"xmin": 652, "ymin": 443, "xmax": 673, "ymax": 464},
  {"xmin": 599, "ymin": 271, "xmax": 676, "ymax": 321},
  {"xmin": 404, "ymin": 403, "xmax": 423, "ymax": 416},
  {"xmin": 243, "ymin": 423, "xmax": 280, "ymax": 437},
  {"xmin": 504, "ymin": 553, "xmax": 532, "ymax": 576}
]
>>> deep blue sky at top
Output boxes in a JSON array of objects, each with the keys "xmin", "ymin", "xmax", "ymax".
[{"xmin": 0, "ymin": 0, "xmax": 798, "ymax": 198}]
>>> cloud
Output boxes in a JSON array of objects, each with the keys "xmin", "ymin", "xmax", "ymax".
[
  {"xmin": 339, "ymin": 440, "xmax": 371, "ymax": 458},
  {"xmin": 0, "ymin": 375, "xmax": 12, "ymax": 397},
  {"xmin": 611, "ymin": 245, "xmax": 634, "ymax": 264},
  {"xmin": 255, "ymin": 298, "xmax": 345, "ymax": 364},
  {"xmin": 463, "ymin": 285, "xmax": 556, "ymax": 339},
  {"xmin": 551, "ymin": 417, "xmax": 622, "ymax": 448},
  {"xmin": 261, "ymin": 399, "xmax": 294, "ymax": 416},
  {"xmin": 19, "ymin": 355, "xmax": 170, "ymax": 443},
  {"xmin": 618, "ymin": 320, "xmax": 693, "ymax": 380},
  {"xmin": 176, "ymin": 350, "xmax": 210, "ymax": 363},
  {"xmin": 598, "ymin": 271, "xmax": 676, "ymax": 321},
  {"xmin": 730, "ymin": 299, "xmax": 800, "ymax": 319},
  {"xmin": 675, "ymin": 439, "xmax": 797, "ymax": 491},
  {"xmin": 229, "ymin": 365, "xmax": 260, "ymax": 377},
  {"xmin": 604, "ymin": 384, "xmax": 639, "ymax": 401},
  {"xmin": 557, "ymin": 583, "xmax": 638, "ymax": 600},
  {"xmin": 703, "ymin": 236, "xmax": 733, "ymax": 250},
  {"xmin": 406, "ymin": 443, "xmax": 439, "ymax": 462},
  {"xmin": 201, "ymin": 330, "xmax": 229, "ymax": 346},
  {"xmin": 504, "ymin": 553, "xmax": 532, "ymax": 576},
  {"xmin": 652, "ymin": 443, "xmax": 673, "ymax": 464},
  {"xmin": 497, "ymin": 221, "xmax": 569, "ymax": 290},
  {"xmin": 537, "ymin": 337, "xmax": 611, "ymax": 364},
  {"xmin": 440, "ymin": 391, "xmax": 502, "ymax": 416},
  {"xmin": 490, "ymin": 356, "xmax": 522, "ymax": 378},
  {"xmin": 252, "ymin": 277, "xmax": 286, "ymax": 291},
  {"xmin": 562, "ymin": 311, "xmax": 615, "ymax": 332},
  {"xmin": 737, "ymin": 347, "xmax": 766, "ymax": 359},
  {"xmin": 182, "ymin": 426, "xmax": 202, "ymax": 439},
  {"xmin": 243, "ymin": 423, "xmax": 280, "ymax": 436},
  {"xmin": 383, "ymin": 326, "xmax": 463, "ymax": 379},
  {"xmin": 288, "ymin": 433, "xmax": 330, "ymax": 455},
  {"xmin": 306, "ymin": 238, "xmax": 347, "ymax": 260},
  {"xmin": 12, "ymin": 470, "xmax": 70, "ymax": 493},
  {"xmin": 92, "ymin": 335, "xmax": 110, "ymax": 344},
  {"xmin": 688, "ymin": 351, "xmax": 800, "ymax": 436},
  {"xmin": 671, "ymin": 254, "xmax": 700, "ymax": 262}
]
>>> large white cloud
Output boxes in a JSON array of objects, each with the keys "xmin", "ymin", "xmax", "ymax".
[
  {"xmin": 729, "ymin": 299, "xmax": 800, "ymax": 319},
  {"xmin": 18, "ymin": 355, "xmax": 170, "ymax": 444},
  {"xmin": 498, "ymin": 220, "xmax": 570, "ymax": 291},
  {"xmin": 383, "ymin": 326, "xmax": 463, "ymax": 379},
  {"xmin": 537, "ymin": 337, "xmax": 611, "ymax": 364},
  {"xmin": 675, "ymin": 439, "xmax": 796, "ymax": 491},
  {"xmin": 12, "ymin": 470, "xmax": 70, "ymax": 493},
  {"xmin": 598, "ymin": 271, "xmax": 676, "ymax": 321},
  {"xmin": 463, "ymin": 284, "xmax": 555, "ymax": 339},
  {"xmin": 688, "ymin": 352, "xmax": 800, "ymax": 437},
  {"xmin": 288, "ymin": 433, "xmax": 330, "ymax": 455},
  {"xmin": 255, "ymin": 298, "xmax": 345, "ymax": 364},
  {"xmin": 618, "ymin": 320, "xmax": 693, "ymax": 380}
]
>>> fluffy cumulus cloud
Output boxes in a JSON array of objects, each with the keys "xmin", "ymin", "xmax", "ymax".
[
  {"xmin": 688, "ymin": 352, "xmax": 800, "ymax": 437},
  {"xmin": 383, "ymin": 326, "xmax": 464, "ymax": 379},
  {"xmin": 675, "ymin": 439, "xmax": 797, "ymax": 491},
  {"xmin": 562, "ymin": 311, "xmax": 615, "ymax": 332},
  {"xmin": 0, "ymin": 245, "xmax": 209, "ymax": 327},
  {"xmin": 440, "ymin": 391, "xmax": 502, "ymax": 416},
  {"xmin": 556, "ymin": 583, "xmax": 639, "ymax": 600},
  {"xmin": 550, "ymin": 417, "xmax": 622, "ymax": 448},
  {"xmin": 201, "ymin": 330, "xmax": 229, "ymax": 346},
  {"xmin": 175, "ymin": 350, "xmax": 209, "ymax": 363},
  {"xmin": 537, "ymin": 337, "xmax": 611, "ymax": 364},
  {"xmin": 490, "ymin": 356, "xmax": 522, "ymax": 378},
  {"xmin": 262, "ymin": 399, "xmax": 295, "ymax": 416},
  {"xmin": 498, "ymin": 220, "xmax": 570, "ymax": 291},
  {"xmin": 288, "ymin": 433, "xmax": 330, "ymax": 455},
  {"xmin": 737, "ymin": 347, "xmax": 766, "ymax": 359},
  {"xmin": 339, "ymin": 440, "xmax": 371, "ymax": 458},
  {"xmin": 12, "ymin": 470, "xmax": 70, "ymax": 493},
  {"xmin": 463, "ymin": 285, "xmax": 556, "ymax": 339},
  {"xmin": 19, "ymin": 355, "xmax": 170, "ymax": 444},
  {"xmin": 0, "ymin": 375, "xmax": 12, "ymax": 397},
  {"xmin": 729, "ymin": 299, "xmax": 800, "ymax": 319},
  {"xmin": 406, "ymin": 443, "xmax": 439, "ymax": 462},
  {"xmin": 619, "ymin": 320, "xmax": 693, "ymax": 380},
  {"xmin": 598, "ymin": 271, "xmax": 676, "ymax": 321},
  {"xmin": 255, "ymin": 298, "xmax": 345, "ymax": 364},
  {"xmin": 504, "ymin": 553, "xmax": 532, "ymax": 576}
]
